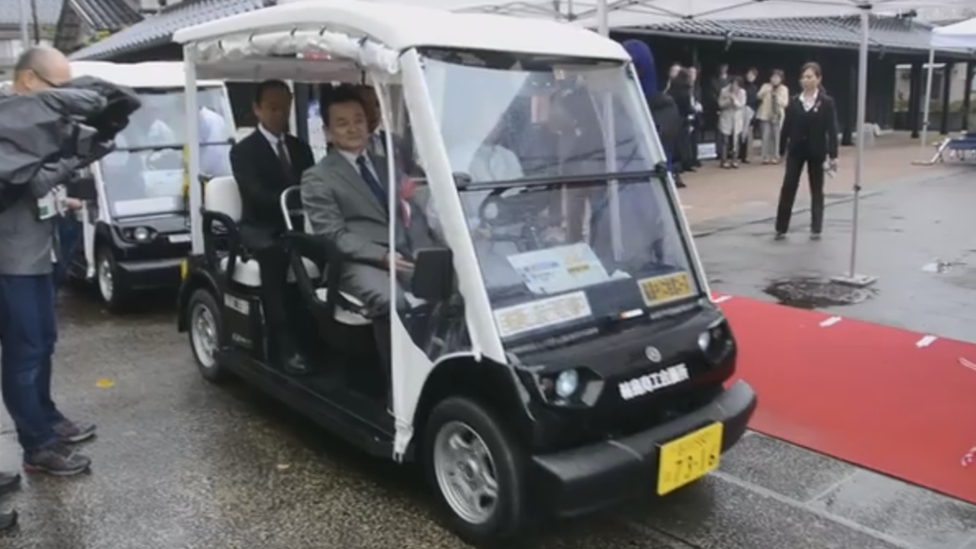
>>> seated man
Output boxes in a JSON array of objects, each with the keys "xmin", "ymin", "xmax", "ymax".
[
  {"xmin": 230, "ymin": 80, "xmax": 315, "ymax": 375},
  {"xmin": 355, "ymin": 85, "xmax": 421, "ymax": 177},
  {"xmin": 301, "ymin": 85, "xmax": 435, "ymax": 393}
]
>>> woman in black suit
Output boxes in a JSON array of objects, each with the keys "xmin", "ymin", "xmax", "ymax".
[{"xmin": 775, "ymin": 62, "xmax": 838, "ymax": 240}]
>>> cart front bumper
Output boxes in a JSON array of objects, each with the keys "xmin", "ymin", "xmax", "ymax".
[
  {"xmin": 117, "ymin": 257, "xmax": 184, "ymax": 290},
  {"xmin": 530, "ymin": 380, "xmax": 757, "ymax": 518}
]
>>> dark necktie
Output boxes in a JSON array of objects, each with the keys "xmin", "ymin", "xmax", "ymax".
[
  {"xmin": 276, "ymin": 138, "xmax": 291, "ymax": 176},
  {"xmin": 356, "ymin": 155, "xmax": 387, "ymax": 213}
]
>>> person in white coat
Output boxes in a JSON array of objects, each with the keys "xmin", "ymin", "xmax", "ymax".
[{"xmin": 717, "ymin": 76, "xmax": 746, "ymax": 168}]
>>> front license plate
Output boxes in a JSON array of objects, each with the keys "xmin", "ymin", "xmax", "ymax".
[
  {"xmin": 169, "ymin": 233, "xmax": 192, "ymax": 243},
  {"xmin": 656, "ymin": 422, "xmax": 723, "ymax": 496},
  {"xmin": 639, "ymin": 272, "xmax": 693, "ymax": 307}
]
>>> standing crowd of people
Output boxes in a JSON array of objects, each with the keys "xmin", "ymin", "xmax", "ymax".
[
  {"xmin": 623, "ymin": 40, "xmax": 839, "ymax": 239},
  {"xmin": 661, "ymin": 61, "xmax": 793, "ymax": 176}
]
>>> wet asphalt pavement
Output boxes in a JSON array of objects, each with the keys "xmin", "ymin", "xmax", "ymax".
[{"xmin": 2, "ymin": 169, "xmax": 976, "ymax": 548}]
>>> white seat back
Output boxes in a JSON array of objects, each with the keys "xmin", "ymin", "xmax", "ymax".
[{"xmin": 205, "ymin": 176, "xmax": 242, "ymax": 221}]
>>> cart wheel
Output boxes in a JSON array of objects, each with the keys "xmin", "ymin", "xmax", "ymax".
[
  {"xmin": 424, "ymin": 397, "xmax": 529, "ymax": 547},
  {"xmin": 96, "ymin": 248, "xmax": 130, "ymax": 312},
  {"xmin": 188, "ymin": 289, "xmax": 227, "ymax": 383}
]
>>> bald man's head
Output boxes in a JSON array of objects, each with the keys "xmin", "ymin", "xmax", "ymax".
[{"xmin": 13, "ymin": 46, "xmax": 71, "ymax": 93}]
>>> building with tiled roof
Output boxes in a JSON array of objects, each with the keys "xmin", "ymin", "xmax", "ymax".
[{"xmin": 0, "ymin": 0, "xmax": 141, "ymax": 78}]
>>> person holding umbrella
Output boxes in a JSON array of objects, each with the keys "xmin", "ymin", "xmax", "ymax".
[{"xmin": 774, "ymin": 62, "xmax": 839, "ymax": 241}]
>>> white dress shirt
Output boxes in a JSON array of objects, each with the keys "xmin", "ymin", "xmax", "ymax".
[{"xmin": 800, "ymin": 89, "xmax": 819, "ymax": 112}]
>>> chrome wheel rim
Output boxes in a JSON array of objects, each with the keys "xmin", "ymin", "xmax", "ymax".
[
  {"xmin": 190, "ymin": 303, "xmax": 217, "ymax": 368},
  {"xmin": 98, "ymin": 256, "xmax": 113, "ymax": 302},
  {"xmin": 433, "ymin": 420, "xmax": 499, "ymax": 525}
]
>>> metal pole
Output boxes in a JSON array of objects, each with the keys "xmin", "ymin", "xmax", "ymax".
[
  {"xmin": 17, "ymin": 0, "xmax": 30, "ymax": 49},
  {"xmin": 596, "ymin": 0, "xmax": 608, "ymax": 36},
  {"xmin": 184, "ymin": 45, "xmax": 203, "ymax": 256},
  {"xmin": 920, "ymin": 47, "xmax": 935, "ymax": 156},
  {"xmin": 833, "ymin": 8, "xmax": 877, "ymax": 287},
  {"xmin": 29, "ymin": 0, "xmax": 40, "ymax": 45}
]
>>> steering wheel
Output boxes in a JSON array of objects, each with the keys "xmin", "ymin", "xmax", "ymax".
[{"xmin": 475, "ymin": 186, "xmax": 557, "ymax": 252}]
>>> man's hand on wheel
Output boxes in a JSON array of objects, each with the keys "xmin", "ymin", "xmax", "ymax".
[{"xmin": 384, "ymin": 252, "xmax": 414, "ymax": 272}]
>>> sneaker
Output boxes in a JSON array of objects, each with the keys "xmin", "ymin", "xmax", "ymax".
[
  {"xmin": 811, "ymin": 232, "xmax": 822, "ymax": 241},
  {"xmin": 0, "ymin": 510, "xmax": 16, "ymax": 532},
  {"xmin": 24, "ymin": 442, "xmax": 91, "ymax": 476},
  {"xmin": 0, "ymin": 472, "xmax": 20, "ymax": 496},
  {"xmin": 54, "ymin": 419, "xmax": 97, "ymax": 444},
  {"xmin": 774, "ymin": 232, "xmax": 786, "ymax": 241}
]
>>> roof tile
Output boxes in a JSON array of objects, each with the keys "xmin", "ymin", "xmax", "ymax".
[{"xmin": 71, "ymin": 0, "xmax": 266, "ymax": 59}]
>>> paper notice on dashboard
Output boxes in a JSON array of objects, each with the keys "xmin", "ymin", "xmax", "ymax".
[
  {"xmin": 493, "ymin": 291, "xmax": 593, "ymax": 338},
  {"xmin": 506, "ymin": 243, "xmax": 610, "ymax": 295}
]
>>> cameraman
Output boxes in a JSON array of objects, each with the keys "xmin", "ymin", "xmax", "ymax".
[{"xmin": 0, "ymin": 47, "xmax": 97, "ymax": 480}]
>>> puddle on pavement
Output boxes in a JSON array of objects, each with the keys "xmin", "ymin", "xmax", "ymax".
[
  {"xmin": 921, "ymin": 259, "xmax": 965, "ymax": 274},
  {"xmin": 764, "ymin": 276, "xmax": 876, "ymax": 309}
]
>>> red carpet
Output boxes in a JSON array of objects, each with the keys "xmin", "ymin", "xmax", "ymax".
[{"xmin": 713, "ymin": 294, "xmax": 976, "ymax": 504}]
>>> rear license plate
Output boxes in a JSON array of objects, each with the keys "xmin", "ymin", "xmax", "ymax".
[
  {"xmin": 639, "ymin": 272, "xmax": 693, "ymax": 307},
  {"xmin": 656, "ymin": 422, "xmax": 723, "ymax": 496}
]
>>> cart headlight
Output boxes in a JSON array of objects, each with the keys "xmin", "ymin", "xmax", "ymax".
[
  {"xmin": 697, "ymin": 330, "xmax": 711, "ymax": 352},
  {"xmin": 530, "ymin": 367, "xmax": 603, "ymax": 408},
  {"xmin": 555, "ymin": 369, "xmax": 579, "ymax": 398},
  {"xmin": 123, "ymin": 226, "xmax": 156, "ymax": 243},
  {"xmin": 701, "ymin": 320, "xmax": 734, "ymax": 362},
  {"xmin": 133, "ymin": 227, "xmax": 151, "ymax": 242}
]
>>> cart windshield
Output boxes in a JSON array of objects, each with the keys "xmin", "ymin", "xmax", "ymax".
[
  {"xmin": 98, "ymin": 86, "xmax": 233, "ymax": 218},
  {"xmin": 419, "ymin": 48, "xmax": 700, "ymax": 345}
]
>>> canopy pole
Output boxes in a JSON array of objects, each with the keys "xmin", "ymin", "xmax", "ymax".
[
  {"xmin": 596, "ymin": 0, "xmax": 608, "ymax": 36},
  {"xmin": 833, "ymin": 8, "xmax": 876, "ymax": 288},
  {"xmin": 185, "ymin": 45, "xmax": 203, "ymax": 256},
  {"xmin": 17, "ymin": 0, "xmax": 29, "ymax": 49},
  {"xmin": 920, "ymin": 46, "xmax": 936, "ymax": 158}
]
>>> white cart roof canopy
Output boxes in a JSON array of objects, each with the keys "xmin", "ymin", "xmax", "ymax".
[
  {"xmin": 173, "ymin": 0, "xmax": 629, "ymax": 81},
  {"xmin": 70, "ymin": 61, "xmax": 225, "ymax": 88},
  {"xmin": 931, "ymin": 16, "xmax": 976, "ymax": 49}
]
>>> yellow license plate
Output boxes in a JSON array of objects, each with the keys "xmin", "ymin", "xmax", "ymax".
[
  {"xmin": 639, "ymin": 272, "xmax": 693, "ymax": 307},
  {"xmin": 656, "ymin": 422, "xmax": 723, "ymax": 496}
]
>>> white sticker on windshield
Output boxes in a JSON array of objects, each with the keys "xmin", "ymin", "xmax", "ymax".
[
  {"xmin": 507, "ymin": 243, "xmax": 610, "ymax": 295},
  {"xmin": 493, "ymin": 291, "xmax": 592, "ymax": 339}
]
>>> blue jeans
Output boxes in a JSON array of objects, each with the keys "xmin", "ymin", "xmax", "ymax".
[{"xmin": 0, "ymin": 274, "xmax": 64, "ymax": 451}]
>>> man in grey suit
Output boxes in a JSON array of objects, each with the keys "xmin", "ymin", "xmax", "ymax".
[
  {"xmin": 301, "ymin": 85, "xmax": 435, "ymax": 381},
  {"xmin": 0, "ymin": 47, "xmax": 96, "ymax": 477}
]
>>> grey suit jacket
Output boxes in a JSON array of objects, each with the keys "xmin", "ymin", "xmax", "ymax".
[{"xmin": 301, "ymin": 149, "xmax": 412, "ymax": 267}]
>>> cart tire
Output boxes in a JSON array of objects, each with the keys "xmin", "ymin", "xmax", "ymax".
[
  {"xmin": 96, "ymin": 247, "xmax": 130, "ymax": 312},
  {"xmin": 187, "ymin": 289, "xmax": 227, "ymax": 383},
  {"xmin": 424, "ymin": 397, "xmax": 529, "ymax": 547}
]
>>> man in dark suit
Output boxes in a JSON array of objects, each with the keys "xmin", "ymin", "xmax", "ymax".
[{"xmin": 230, "ymin": 80, "xmax": 315, "ymax": 374}]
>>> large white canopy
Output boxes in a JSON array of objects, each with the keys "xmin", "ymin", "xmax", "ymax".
[
  {"xmin": 931, "ymin": 15, "xmax": 976, "ymax": 48},
  {"xmin": 377, "ymin": 0, "xmax": 970, "ymax": 29},
  {"xmin": 173, "ymin": 0, "xmax": 630, "ymax": 62}
]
